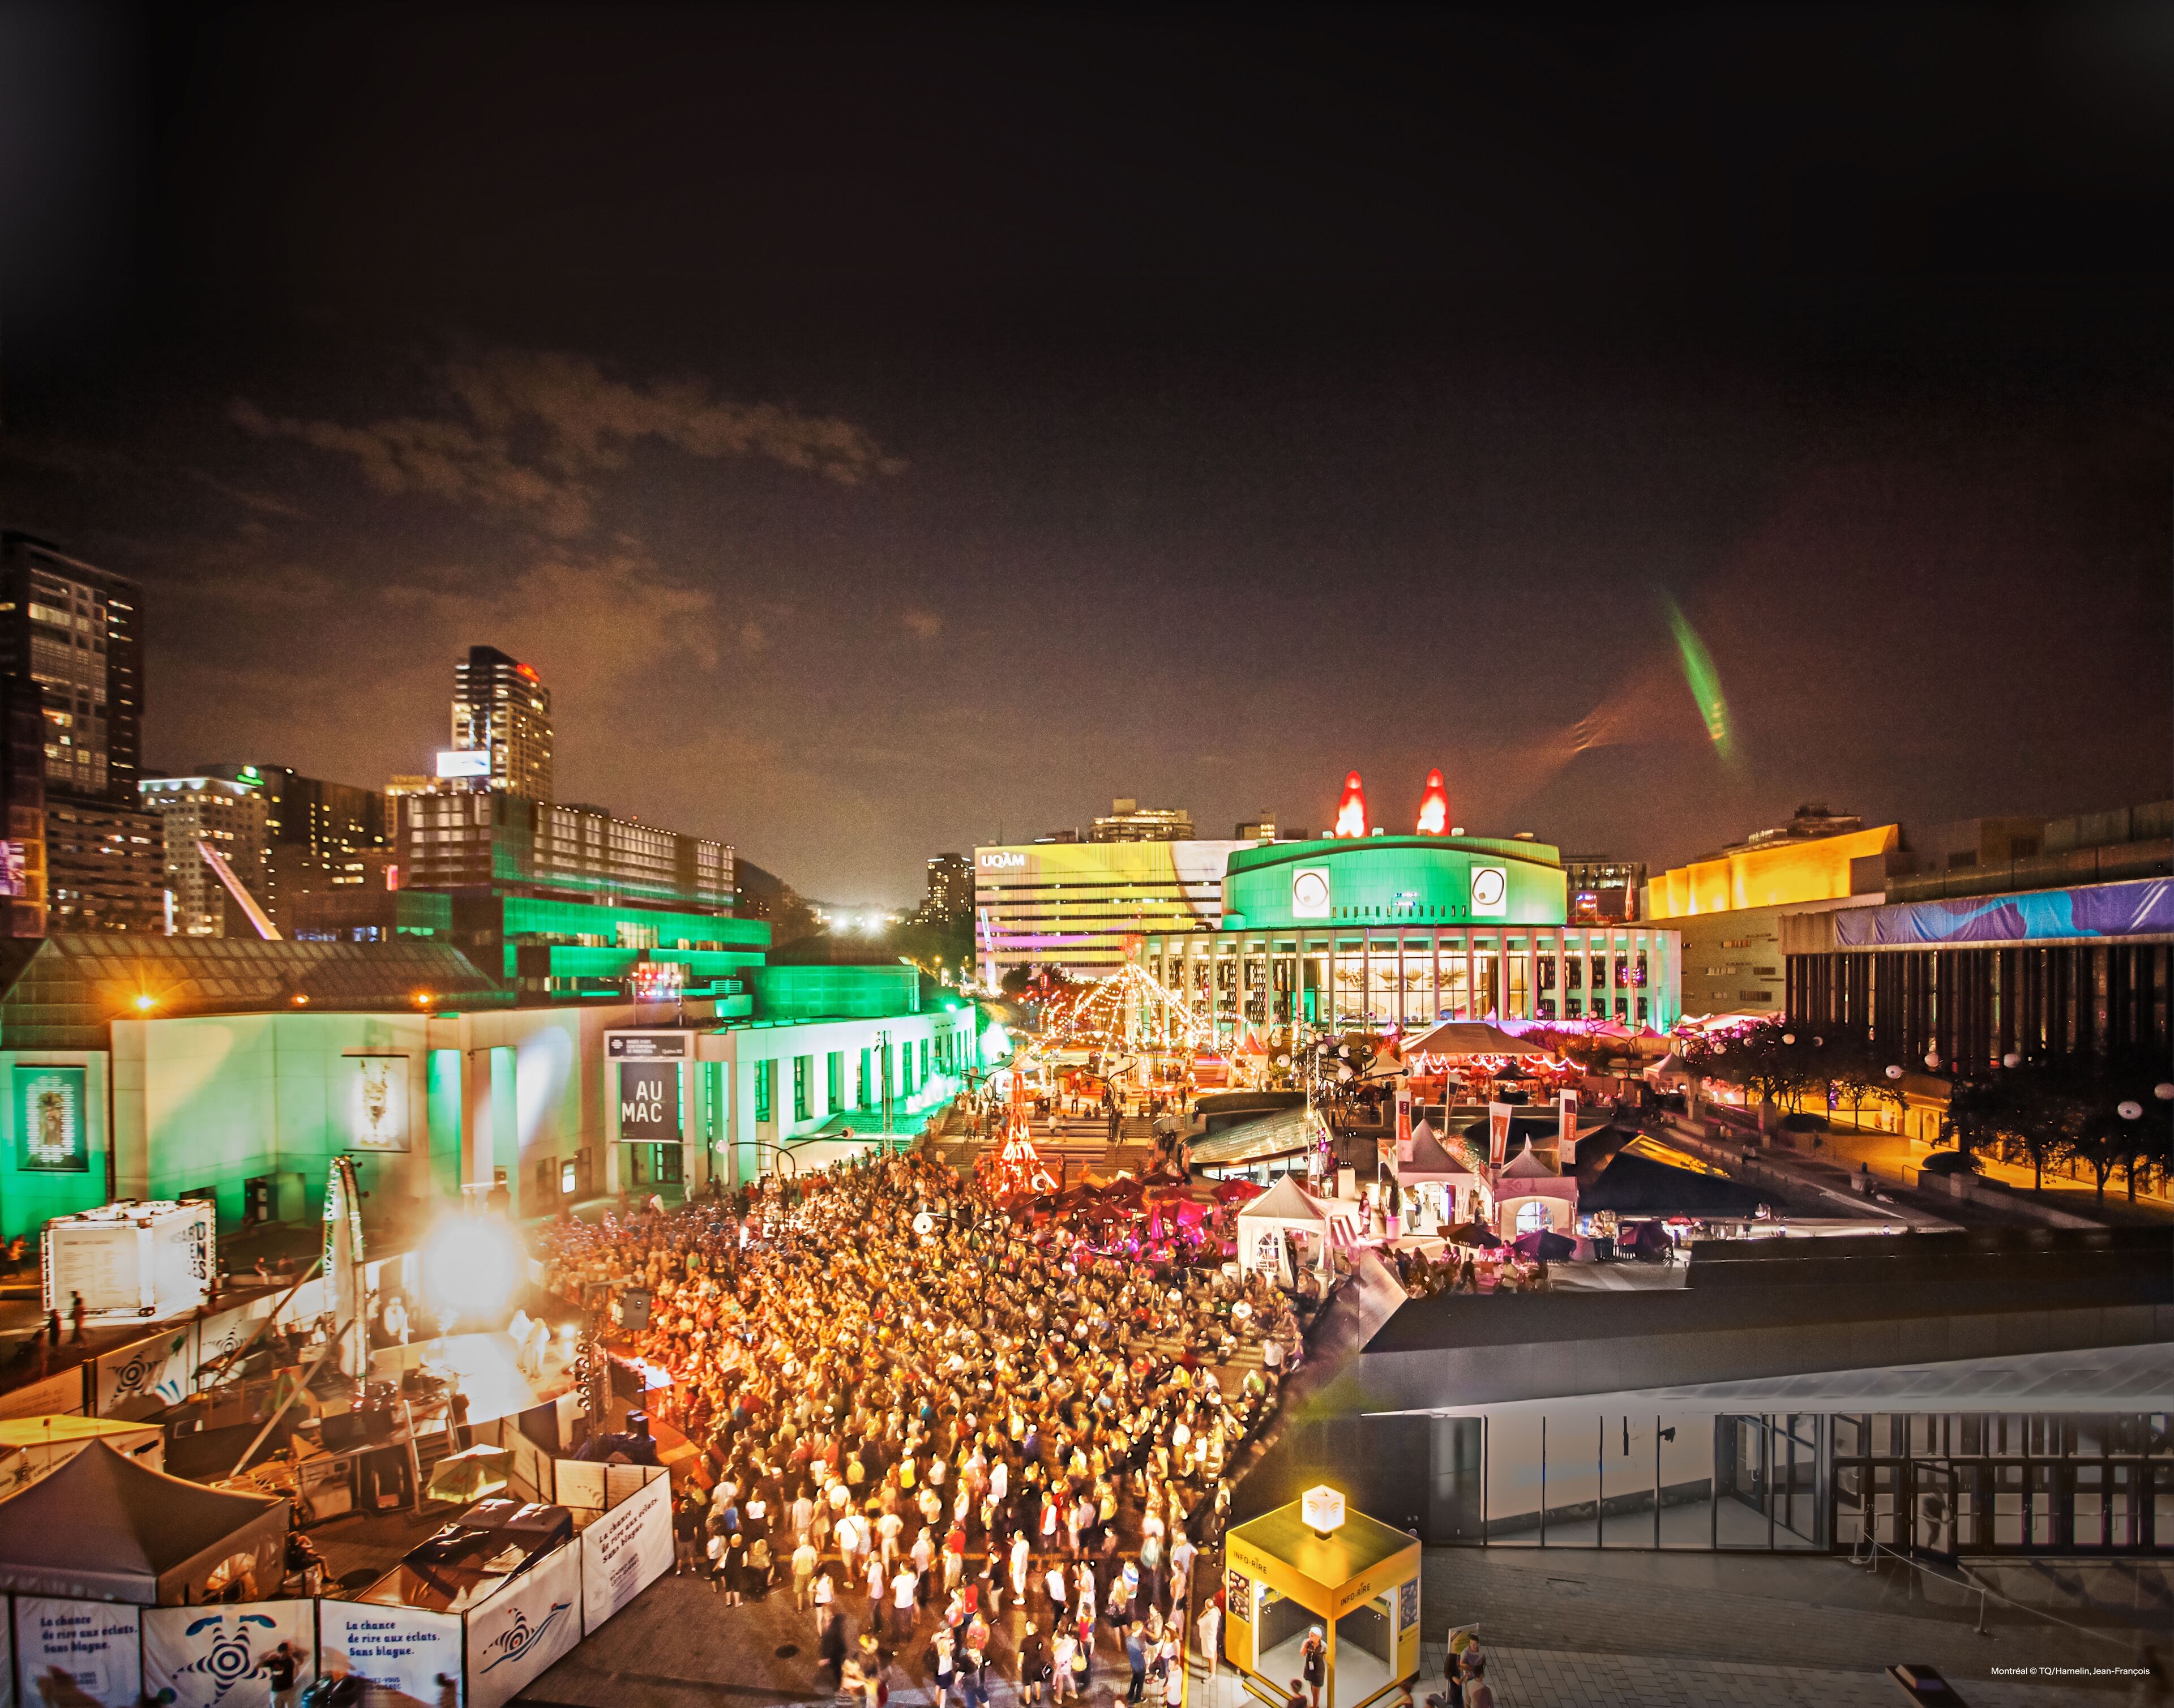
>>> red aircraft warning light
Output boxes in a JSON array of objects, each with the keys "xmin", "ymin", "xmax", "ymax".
[
  {"xmin": 1416, "ymin": 768, "xmax": 1450, "ymax": 834},
  {"xmin": 1332, "ymin": 771, "xmax": 1369, "ymax": 838}
]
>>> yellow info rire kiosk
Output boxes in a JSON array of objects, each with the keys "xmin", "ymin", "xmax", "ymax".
[{"xmin": 1223, "ymin": 1488, "xmax": 1422, "ymax": 1708}]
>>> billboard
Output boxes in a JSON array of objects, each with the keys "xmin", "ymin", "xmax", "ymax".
[
  {"xmin": 16, "ymin": 1065, "xmax": 89, "ymax": 1171},
  {"xmin": 341, "ymin": 1055, "xmax": 410, "ymax": 1151},
  {"xmin": 617, "ymin": 1061, "xmax": 682, "ymax": 1143},
  {"xmin": 435, "ymin": 748, "xmax": 492, "ymax": 779},
  {"xmin": 1290, "ymin": 866, "xmax": 1332, "ymax": 919}
]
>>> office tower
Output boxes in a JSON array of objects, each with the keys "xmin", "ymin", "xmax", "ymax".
[
  {"xmin": 1089, "ymin": 798, "xmax": 1195, "ymax": 842},
  {"xmin": 201, "ymin": 763, "xmax": 389, "ymax": 931},
  {"xmin": 139, "ymin": 776, "xmax": 271, "ymax": 937},
  {"xmin": 919, "ymin": 853, "xmax": 972, "ymax": 923},
  {"xmin": 0, "ymin": 532, "xmax": 162, "ymax": 931},
  {"xmin": 450, "ymin": 645, "xmax": 553, "ymax": 801}
]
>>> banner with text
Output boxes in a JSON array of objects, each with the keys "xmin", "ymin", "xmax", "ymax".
[
  {"xmin": 14, "ymin": 1596, "xmax": 140, "ymax": 1707},
  {"xmin": 580, "ymin": 1469, "xmax": 672, "ymax": 1633},
  {"xmin": 465, "ymin": 1544, "xmax": 581, "ymax": 1708},
  {"xmin": 142, "ymin": 1600, "xmax": 316, "ymax": 1708},
  {"xmin": 318, "ymin": 1602, "xmax": 464, "ymax": 1707}
]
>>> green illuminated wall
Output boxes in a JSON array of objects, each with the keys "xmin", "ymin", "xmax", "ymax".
[
  {"xmin": 0, "ymin": 1051, "xmax": 112, "ymax": 1240},
  {"xmin": 1221, "ymin": 837, "xmax": 1568, "ymax": 929}
]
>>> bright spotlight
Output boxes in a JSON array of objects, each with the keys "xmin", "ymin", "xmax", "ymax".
[{"xmin": 421, "ymin": 1214, "xmax": 524, "ymax": 1325}]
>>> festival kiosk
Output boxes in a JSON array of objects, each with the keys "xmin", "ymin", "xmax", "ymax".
[{"xmin": 1223, "ymin": 1488, "xmax": 1421, "ymax": 1708}]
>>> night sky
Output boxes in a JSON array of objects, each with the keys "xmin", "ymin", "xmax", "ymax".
[{"xmin": 2, "ymin": 6, "xmax": 2169, "ymax": 903}]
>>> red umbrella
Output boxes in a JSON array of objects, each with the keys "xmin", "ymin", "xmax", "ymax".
[{"xmin": 1212, "ymin": 1179, "xmax": 1265, "ymax": 1205}]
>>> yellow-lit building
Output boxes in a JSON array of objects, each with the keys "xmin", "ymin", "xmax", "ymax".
[
  {"xmin": 1646, "ymin": 823, "xmax": 1897, "ymax": 919},
  {"xmin": 1645, "ymin": 820, "xmax": 1897, "ymax": 1017}
]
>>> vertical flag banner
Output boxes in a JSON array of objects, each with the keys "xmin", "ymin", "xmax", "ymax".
[{"xmin": 1488, "ymin": 1102, "xmax": 1513, "ymax": 1168}]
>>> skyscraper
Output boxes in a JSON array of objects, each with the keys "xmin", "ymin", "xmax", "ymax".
[
  {"xmin": 918, "ymin": 853, "xmax": 972, "ymax": 923},
  {"xmin": 201, "ymin": 763, "xmax": 388, "ymax": 932},
  {"xmin": 451, "ymin": 645, "xmax": 553, "ymax": 801},
  {"xmin": 139, "ymin": 775, "xmax": 271, "ymax": 936},
  {"xmin": 0, "ymin": 532, "xmax": 162, "ymax": 932}
]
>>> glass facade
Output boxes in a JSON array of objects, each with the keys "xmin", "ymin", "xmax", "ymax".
[
  {"xmin": 1440, "ymin": 1411, "xmax": 2173, "ymax": 1553},
  {"xmin": 1143, "ymin": 924, "xmax": 1681, "ymax": 1040}
]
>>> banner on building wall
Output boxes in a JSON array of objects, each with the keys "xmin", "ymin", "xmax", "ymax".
[
  {"xmin": 142, "ymin": 1600, "xmax": 316, "ymax": 1708},
  {"xmin": 466, "ymin": 1542, "xmax": 581, "ymax": 1708},
  {"xmin": 341, "ymin": 1055, "xmax": 410, "ymax": 1151},
  {"xmin": 95, "ymin": 1322, "xmax": 196, "ymax": 1416},
  {"xmin": 580, "ymin": 1469, "xmax": 672, "ymax": 1633},
  {"xmin": 14, "ymin": 1596, "xmax": 141, "ymax": 1707},
  {"xmin": 1833, "ymin": 876, "xmax": 2174, "ymax": 947},
  {"xmin": 15, "ymin": 1065, "xmax": 89, "ymax": 1171},
  {"xmin": 318, "ymin": 1602, "xmax": 464, "ymax": 1707},
  {"xmin": 1557, "ymin": 1090, "xmax": 1578, "ymax": 1164},
  {"xmin": 1394, "ymin": 1086, "xmax": 1413, "ymax": 1162},
  {"xmin": 615, "ymin": 1061, "xmax": 682, "ymax": 1144}
]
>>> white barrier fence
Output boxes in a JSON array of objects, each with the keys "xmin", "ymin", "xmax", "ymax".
[{"xmin": 2, "ymin": 1460, "xmax": 670, "ymax": 1708}]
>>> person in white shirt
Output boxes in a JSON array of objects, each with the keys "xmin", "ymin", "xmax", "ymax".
[{"xmin": 1196, "ymin": 1600, "xmax": 1222, "ymax": 1681}]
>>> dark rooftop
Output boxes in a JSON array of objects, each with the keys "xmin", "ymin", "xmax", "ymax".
[{"xmin": 0, "ymin": 934, "xmax": 504, "ymax": 1049}]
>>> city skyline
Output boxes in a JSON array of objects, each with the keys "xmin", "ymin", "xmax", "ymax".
[{"xmin": 1, "ymin": 7, "xmax": 2168, "ymax": 906}]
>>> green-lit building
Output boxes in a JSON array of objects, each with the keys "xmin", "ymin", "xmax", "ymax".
[
  {"xmin": 0, "ymin": 932, "xmax": 996, "ymax": 1243},
  {"xmin": 1141, "ymin": 834, "xmax": 1681, "ymax": 1041}
]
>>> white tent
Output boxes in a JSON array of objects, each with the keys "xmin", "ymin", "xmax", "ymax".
[{"xmin": 1234, "ymin": 1176, "xmax": 1363, "ymax": 1283}]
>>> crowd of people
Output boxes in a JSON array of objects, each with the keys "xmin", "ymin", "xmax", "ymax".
[{"xmin": 537, "ymin": 1148, "xmax": 1309, "ymax": 1702}]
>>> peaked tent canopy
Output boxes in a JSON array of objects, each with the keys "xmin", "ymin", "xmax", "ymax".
[
  {"xmin": 1393, "ymin": 1122, "xmax": 1477, "ymax": 1183},
  {"xmin": 1500, "ymin": 1141, "xmax": 1561, "ymax": 1179},
  {"xmin": 1401, "ymin": 1021, "xmax": 1540, "ymax": 1059},
  {"xmin": 0, "ymin": 1439, "xmax": 286, "ymax": 1604}
]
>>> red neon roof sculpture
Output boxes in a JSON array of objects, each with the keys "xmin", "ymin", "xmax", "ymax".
[
  {"xmin": 1416, "ymin": 768, "xmax": 1450, "ymax": 834},
  {"xmin": 1332, "ymin": 771, "xmax": 1368, "ymax": 838}
]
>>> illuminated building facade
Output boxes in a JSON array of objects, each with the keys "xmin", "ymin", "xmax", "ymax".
[
  {"xmin": 1141, "ymin": 834, "xmax": 1680, "ymax": 1038},
  {"xmin": 138, "ymin": 776, "xmax": 270, "ymax": 937},
  {"xmin": 0, "ymin": 934, "xmax": 987, "ymax": 1239},
  {"xmin": 974, "ymin": 837, "xmax": 1253, "ymax": 982},
  {"xmin": 450, "ymin": 644, "xmax": 554, "ymax": 802},
  {"xmin": 202, "ymin": 763, "xmax": 389, "ymax": 932},
  {"xmin": 1645, "ymin": 819, "xmax": 1898, "ymax": 1017},
  {"xmin": 1783, "ymin": 800, "xmax": 2172, "ymax": 1069}
]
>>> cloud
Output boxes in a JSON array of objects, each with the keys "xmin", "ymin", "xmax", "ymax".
[
  {"xmin": 185, "ymin": 467, "xmax": 311, "ymax": 520},
  {"xmin": 901, "ymin": 607, "xmax": 943, "ymax": 640},
  {"xmin": 229, "ymin": 349, "xmax": 902, "ymax": 537}
]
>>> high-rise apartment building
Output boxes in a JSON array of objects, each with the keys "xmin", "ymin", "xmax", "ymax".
[
  {"xmin": 451, "ymin": 645, "xmax": 553, "ymax": 801},
  {"xmin": 140, "ymin": 776, "xmax": 271, "ymax": 936},
  {"xmin": 200, "ymin": 763, "xmax": 388, "ymax": 932},
  {"xmin": 0, "ymin": 532, "xmax": 162, "ymax": 932},
  {"xmin": 0, "ymin": 532, "xmax": 143, "ymax": 803},
  {"xmin": 1089, "ymin": 798, "xmax": 1194, "ymax": 842},
  {"xmin": 918, "ymin": 853, "xmax": 972, "ymax": 923}
]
